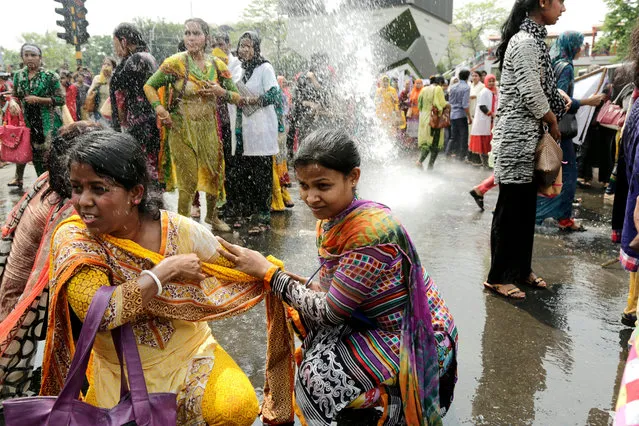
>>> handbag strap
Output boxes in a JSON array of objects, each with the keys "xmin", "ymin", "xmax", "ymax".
[
  {"xmin": 48, "ymin": 286, "xmax": 152, "ymax": 425},
  {"xmin": 48, "ymin": 286, "xmax": 116, "ymax": 422}
]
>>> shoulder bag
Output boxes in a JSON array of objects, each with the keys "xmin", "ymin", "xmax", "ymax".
[
  {"xmin": 2, "ymin": 286, "xmax": 177, "ymax": 425},
  {"xmin": 0, "ymin": 107, "xmax": 32, "ymax": 164},
  {"xmin": 430, "ymin": 104, "xmax": 451, "ymax": 129},
  {"xmin": 553, "ymin": 61, "xmax": 578, "ymax": 139},
  {"xmin": 597, "ymin": 83, "xmax": 636, "ymax": 131},
  {"xmin": 534, "ymin": 126, "xmax": 563, "ymax": 187}
]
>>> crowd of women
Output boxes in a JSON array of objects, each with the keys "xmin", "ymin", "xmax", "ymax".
[{"xmin": 0, "ymin": 17, "xmax": 461, "ymax": 426}]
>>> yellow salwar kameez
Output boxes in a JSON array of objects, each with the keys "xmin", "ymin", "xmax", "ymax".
[
  {"xmin": 144, "ymin": 52, "xmax": 240, "ymax": 222},
  {"xmin": 375, "ymin": 84, "xmax": 400, "ymax": 133},
  {"xmin": 417, "ymin": 84, "xmax": 447, "ymax": 150},
  {"xmin": 41, "ymin": 211, "xmax": 295, "ymax": 425}
]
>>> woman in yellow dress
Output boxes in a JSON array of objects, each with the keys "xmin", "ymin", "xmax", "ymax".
[
  {"xmin": 375, "ymin": 75, "xmax": 400, "ymax": 136},
  {"xmin": 40, "ymin": 130, "xmax": 295, "ymax": 425},
  {"xmin": 144, "ymin": 18, "xmax": 241, "ymax": 232}
]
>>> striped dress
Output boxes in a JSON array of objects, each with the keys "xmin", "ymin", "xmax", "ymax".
[{"xmin": 270, "ymin": 200, "xmax": 457, "ymax": 425}]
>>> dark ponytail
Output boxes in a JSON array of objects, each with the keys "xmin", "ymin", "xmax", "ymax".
[{"xmin": 495, "ymin": 0, "xmax": 543, "ymax": 71}]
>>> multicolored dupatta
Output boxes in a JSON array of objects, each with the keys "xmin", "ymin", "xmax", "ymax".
[
  {"xmin": 41, "ymin": 214, "xmax": 294, "ymax": 424},
  {"xmin": 317, "ymin": 199, "xmax": 445, "ymax": 426}
]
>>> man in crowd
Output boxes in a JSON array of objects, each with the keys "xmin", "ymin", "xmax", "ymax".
[{"xmin": 447, "ymin": 68, "xmax": 472, "ymax": 161}]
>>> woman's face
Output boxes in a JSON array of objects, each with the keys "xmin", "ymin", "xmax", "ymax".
[
  {"xmin": 184, "ymin": 21, "xmax": 207, "ymax": 54},
  {"xmin": 22, "ymin": 52, "xmax": 41, "ymax": 70},
  {"xmin": 295, "ymin": 163, "xmax": 360, "ymax": 220},
  {"xmin": 113, "ymin": 37, "xmax": 127, "ymax": 58},
  {"xmin": 487, "ymin": 77, "xmax": 496, "ymax": 89},
  {"xmin": 382, "ymin": 78, "xmax": 390, "ymax": 88},
  {"xmin": 574, "ymin": 46, "xmax": 583, "ymax": 60},
  {"xmin": 101, "ymin": 60, "xmax": 113, "ymax": 76},
  {"xmin": 415, "ymin": 80, "xmax": 423, "ymax": 90},
  {"xmin": 238, "ymin": 38, "xmax": 255, "ymax": 61},
  {"xmin": 540, "ymin": 0, "xmax": 566, "ymax": 26},
  {"xmin": 70, "ymin": 162, "xmax": 144, "ymax": 237},
  {"xmin": 472, "ymin": 72, "xmax": 480, "ymax": 84}
]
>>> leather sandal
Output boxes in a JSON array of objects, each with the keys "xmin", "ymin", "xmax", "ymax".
[{"xmin": 483, "ymin": 282, "xmax": 526, "ymax": 299}]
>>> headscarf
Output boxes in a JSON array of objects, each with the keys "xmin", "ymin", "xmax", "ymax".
[
  {"xmin": 238, "ymin": 31, "xmax": 269, "ymax": 83},
  {"xmin": 409, "ymin": 79, "xmax": 423, "ymax": 105},
  {"xmin": 20, "ymin": 44, "xmax": 42, "ymax": 57},
  {"xmin": 549, "ymin": 31, "xmax": 585, "ymax": 67},
  {"xmin": 484, "ymin": 74, "xmax": 498, "ymax": 114}
]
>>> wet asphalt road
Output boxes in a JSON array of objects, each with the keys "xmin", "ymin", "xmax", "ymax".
[{"xmin": 0, "ymin": 152, "xmax": 629, "ymax": 425}]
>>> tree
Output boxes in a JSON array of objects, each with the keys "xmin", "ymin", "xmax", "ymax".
[
  {"xmin": 82, "ymin": 35, "xmax": 115, "ymax": 74},
  {"xmin": 453, "ymin": 0, "xmax": 508, "ymax": 57},
  {"xmin": 20, "ymin": 32, "xmax": 75, "ymax": 71},
  {"xmin": 133, "ymin": 18, "xmax": 184, "ymax": 64},
  {"xmin": 599, "ymin": 0, "xmax": 639, "ymax": 58},
  {"xmin": 241, "ymin": 0, "xmax": 288, "ymax": 67},
  {"xmin": 440, "ymin": 39, "xmax": 462, "ymax": 73}
]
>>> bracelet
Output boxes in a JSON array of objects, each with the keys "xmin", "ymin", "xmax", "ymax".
[
  {"xmin": 263, "ymin": 265, "xmax": 280, "ymax": 292},
  {"xmin": 140, "ymin": 270, "xmax": 163, "ymax": 296}
]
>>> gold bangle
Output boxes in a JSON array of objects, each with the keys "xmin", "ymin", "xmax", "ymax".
[{"xmin": 263, "ymin": 265, "xmax": 280, "ymax": 291}]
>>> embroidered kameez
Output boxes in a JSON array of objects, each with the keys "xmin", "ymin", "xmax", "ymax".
[
  {"xmin": 41, "ymin": 211, "xmax": 295, "ymax": 425},
  {"xmin": 144, "ymin": 52, "xmax": 240, "ymax": 219}
]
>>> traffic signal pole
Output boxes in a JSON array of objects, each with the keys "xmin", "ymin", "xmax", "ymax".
[{"xmin": 55, "ymin": 0, "xmax": 89, "ymax": 67}]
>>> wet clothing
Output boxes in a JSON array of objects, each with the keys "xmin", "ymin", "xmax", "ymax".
[
  {"xmin": 271, "ymin": 199, "xmax": 457, "ymax": 426},
  {"xmin": 144, "ymin": 52, "xmax": 240, "ymax": 217},
  {"xmin": 12, "ymin": 67, "xmax": 64, "ymax": 176},
  {"xmin": 41, "ymin": 211, "xmax": 295, "ymax": 424},
  {"xmin": 110, "ymin": 51, "xmax": 160, "ymax": 177}
]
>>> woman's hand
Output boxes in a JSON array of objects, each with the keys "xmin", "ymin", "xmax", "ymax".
[
  {"xmin": 155, "ymin": 105, "xmax": 173, "ymax": 128},
  {"xmin": 585, "ymin": 93, "xmax": 606, "ymax": 107},
  {"xmin": 558, "ymin": 89, "xmax": 572, "ymax": 112},
  {"xmin": 24, "ymin": 95, "xmax": 44, "ymax": 105},
  {"xmin": 549, "ymin": 121, "xmax": 561, "ymax": 141},
  {"xmin": 153, "ymin": 253, "xmax": 206, "ymax": 282},
  {"xmin": 198, "ymin": 82, "xmax": 226, "ymax": 98},
  {"xmin": 216, "ymin": 237, "xmax": 273, "ymax": 279}
]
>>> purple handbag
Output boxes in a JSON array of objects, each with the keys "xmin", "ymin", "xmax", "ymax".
[{"xmin": 2, "ymin": 286, "xmax": 177, "ymax": 425}]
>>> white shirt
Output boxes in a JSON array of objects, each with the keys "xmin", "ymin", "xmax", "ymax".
[
  {"xmin": 241, "ymin": 62, "xmax": 279, "ymax": 156},
  {"xmin": 471, "ymin": 88, "xmax": 497, "ymax": 136}
]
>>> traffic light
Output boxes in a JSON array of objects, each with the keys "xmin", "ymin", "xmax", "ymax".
[
  {"xmin": 54, "ymin": 0, "xmax": 74, "ymax": 44},
  {"xmin": 73, "ymin": 1, "xmax": 89, "ymax": 44}
]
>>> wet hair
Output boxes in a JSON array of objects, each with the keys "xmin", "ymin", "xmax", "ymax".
[
  {"xmin": 431, "ymin": 75, "xmax": 445, "ymax": 86},
  {"xmin": 214, "ymin": 32, "xmax": 230, "ymax": 45},
  {"xmin": 113, "ymin": 23, "xmax": 148, "ymax": 51},
  {"xmin": 67, "ymin": 130, "xmax": 164, "ymax": 219},
  {"xmin": 294, "ymin": 128, "xmax": 361, "ymax": 176},
  {"xmin": 103, "ymin": 56, "xmax": 116, "ymax": 68},
  {"xmin": 43, "ymin": 121, "xmax": 104, "ymax": 202},
  {"xmin": 20, "ymin": 43, "xmax": 42, "ymax": 57},
  {"xmin": 184, "ymin": 18, "xmax": 210, "ymax": 49},
  {"xmin": 495, "ymin": 0, "xmax": 548, "ymax": 71},
  {"xmin": 458, "ymin": 69, "xmax": 471, "ymax": 81}
]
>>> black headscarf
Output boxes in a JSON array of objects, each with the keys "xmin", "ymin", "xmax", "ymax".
[{"xmin": 237, "ymin": 31, "xmax": 269, "ymax": 83}]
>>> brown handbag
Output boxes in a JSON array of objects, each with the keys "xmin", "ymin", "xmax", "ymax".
[
  {"xmin": 534, "ymin": 128, "xmax": 563, "ymax": 187},
  {"xmin": 430, "ymin": 104, "xmax": 451, "ymax": 129}
]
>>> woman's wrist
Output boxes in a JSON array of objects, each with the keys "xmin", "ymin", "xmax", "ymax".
[{"xmin": 263, "ymin": 264, "xmax": 280, "ymax": 291}]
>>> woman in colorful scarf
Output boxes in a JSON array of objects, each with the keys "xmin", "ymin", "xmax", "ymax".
[
  {"xmin": 39, "ymin": 130, "xmax": 295, "ymax": 425},
  {"xmin": 218, "ymin": 128, "xmax": 458, "ymax": 425},
  {"xmin": 535, "ymin": 31, "xmax": 605, "ymax": 232},
  {"xmin": 405, "ymin": 79, "xmax": 423, "ymax": 148},
  {"xmin": 416, "ymin": 76, "xmax": 448, "ymax": 169},
  {"xmin": 144, "ymin": 18, "xmax": 241, "ymax": 232},
  {"xmin": 0, "ymin": 122, "xmax": 101, "ymax": 400},
  {"xmin": 469, "ymin": 74, "xmax": 499, "ymax": 168},
  {"xmin": 110, "ymin": 23, "xmax": 160, "ymax": 180},
  {"xmin": 7, "ymin": 43, "xmax": 65, "ymax": 189}
]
